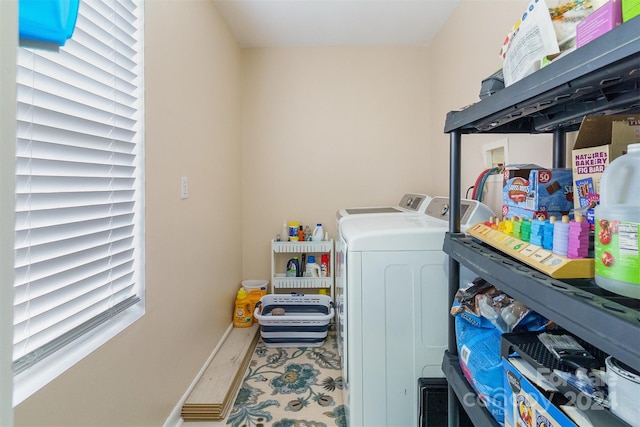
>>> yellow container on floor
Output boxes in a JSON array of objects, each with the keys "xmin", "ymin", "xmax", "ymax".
[
  {"xmin": 242, "ymin": 280, "xmax": 269, "ymax": 324},
  {"xmin": 233, "ymin": 289, "xmax": 253, "ymax": 328}
]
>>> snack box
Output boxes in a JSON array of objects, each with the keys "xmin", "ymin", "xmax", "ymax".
[
  {"xmin": 503, "ymin": 357, "xmax": 628, "ymax": 427},
  {"xmin": 503, "ymin": 165, "xmax": 574, "ymax": 213},
  {"xmin": 622, "ymin": 0, "xmax": 640, "ymax": 21},
  {"xmin": 503, "ymin": 357, "xmax": 577, "ymax": 427},
  {"xmin": 576, "ymin": 0, "xmax": 622, "ymax": 49},
  {"xmin": 571, "ymin": 115, "xmax": 640, "ymax": 225}
]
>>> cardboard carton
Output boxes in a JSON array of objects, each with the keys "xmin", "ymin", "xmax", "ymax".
[
  {"xmin": 576, "ymin": 0, "xmax": 622, "ymax": 48},
  {"xmin": 503, "ymin": 165, "xmax": 574, "ymax": 213},
  {"xmin": 503, "ymin": 357, "xmax": 577, "ymax": 427},
  {"xmin": 571, "ymin": 115, "xmax": 640, "ymax": 219},
  {"xmin": 503, "ymin": 357, "xmax": 628, "ymax": 427}
]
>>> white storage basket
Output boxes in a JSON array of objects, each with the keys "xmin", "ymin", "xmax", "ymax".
[{"xmin": 254, "ymin": 294, "xmax": 334, "ymax": 347}]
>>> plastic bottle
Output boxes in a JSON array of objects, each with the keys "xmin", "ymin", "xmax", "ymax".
[
  {"xmin": 304, "ymin": 225, "xmax": 312, "ymax": 242},
  {"xmin": 242, "ymin": 280, "xmax": 268, "ymax": 324},
  {"xmin": 305, "ymin": 255, "xmax": 321, "ymax": 277},
  {"xmin": 321, "ymin": 254, "xmax": 330, "ymax": 277},
  {"xmin": 288, "ymin": 221, "xmax": 300, "ymax": 241},
  {"xmin": 281, "ymin": 221, "xmax": 289, "ymax": 242},
  {"xmin": 312, "ymin": 223, "xmax": 324, "ymax": 241},
  {"xmin": 298, "ymin": 226, "xmax": 304, "ymax": 242},
  {"xmin": 233, "ymin": 289, "xmax": 253, "ymax": 328},
  {"xmin": 594, "ymin": 143, "xmax": 640, "ymax": 299},
  {"xmin": 286, "ymin": 257, "xmax": 299, "ymax": 277}
]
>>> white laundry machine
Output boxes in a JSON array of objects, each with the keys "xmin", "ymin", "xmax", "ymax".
[
  {"xmin": 335, "ymin": 193, "xmax": 432, "ymax": 224},
  {"xmin": 335, "ymin": 196, "xmax": 494, "ymax": 427}
]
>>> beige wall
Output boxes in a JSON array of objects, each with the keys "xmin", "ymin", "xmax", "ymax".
[
  {"xmin": 14, "ymin": 1, "xmax": 243, "ymax": 426},
  {"xmin": 241, "ymin": 47, "xmax": 433, "ymax": 279}
]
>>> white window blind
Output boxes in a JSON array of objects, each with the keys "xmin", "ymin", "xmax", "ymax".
[{"xmin": 14, "ymin": 0, "xmax": 144, "ymax": 392}]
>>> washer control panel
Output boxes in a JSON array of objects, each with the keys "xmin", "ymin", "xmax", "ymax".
[{"xmin": 424, "ymin": 197, "xmax": 494, "ymax": 226}]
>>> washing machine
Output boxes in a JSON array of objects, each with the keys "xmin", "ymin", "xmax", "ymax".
[
  {"xmin": 335, "ymin": 196, "xmax": 494, "ymax": 427},
  {"xmin": 335, "ymin": 193, "xmax": 432, "ymax": 224}
]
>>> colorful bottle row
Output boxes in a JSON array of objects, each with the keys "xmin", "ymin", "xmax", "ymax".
[
  {"xmin": 278, "ymin": 221, "xmax": 325, "ymax": 242},
  {"xmin": 485, "ymin": 214, "xmax": 591, "ymax": 259},
  {"xmin": 286, "ymin": 253, "xmax": 330, "ymax": 277}
]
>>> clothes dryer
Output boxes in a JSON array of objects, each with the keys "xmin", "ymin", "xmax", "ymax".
[
  {"xmin": 335, "ymin": 193, "xmax": 432, "ymax": 224},
  {"xmin": 335, "ymin": 196, "xmax": 493, "ymax": 427}
]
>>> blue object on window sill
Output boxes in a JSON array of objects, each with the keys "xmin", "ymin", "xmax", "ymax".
[{"xmin": 19, "ymin": 0, "xmax": 80, "ymax": 46}]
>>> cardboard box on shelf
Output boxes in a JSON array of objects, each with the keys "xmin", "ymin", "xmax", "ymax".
[
  {"xmin": 503, "ymin": 357, "xmax": 577, "ymax": 427},
  {"xmin": 571, "ymin": 115, "xmax": 640, "ymax": 225},
  {"xmin": 576, "ymin": 0, "xmax": 622, "ymax": 48},
  {"xmin": 503, "ymin": 165, "xmax": 574, "ymax": 213},
  {"xmin": 622, "ymin": 0, "xmax": 640, "ymax": 21},
  {"xmin": 503, "ymin": 357, "xmax": 628, "ymax": 427}
]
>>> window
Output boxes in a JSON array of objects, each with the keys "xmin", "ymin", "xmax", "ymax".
[{"xmin": 14, "ymin": 0, "xmax": 144, "ymax": 404}]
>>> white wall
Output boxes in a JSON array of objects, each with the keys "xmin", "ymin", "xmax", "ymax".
[{"xmin": 13, "ymin": 1, "xmax": 243, "ymax": 425}]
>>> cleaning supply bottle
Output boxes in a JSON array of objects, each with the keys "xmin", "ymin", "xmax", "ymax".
[
  {"xmin": 595, "ymin": 143, "xmax": 640, "ymax": 299},
  {"xmin": 233, "ymin": 289, "xmax": 253, "ymax": 328},
  {"xmin": 321, "ymin": 254, "xmax": 329, "ymax": 277},
  {"xmin": 304, "ymin": 225, "xmax": 312, "ymax": 242},
  {"xmin": 286, "ymin": 257, "xmax": 299, "ymax": 277},
  {"xmin": 305, "ymin": 255, "xmax": 321, "ymax": 277},
  {"xmin": 298, "ymin": 225, "xmax": 304, "ymax": 242},
  {"xmin": 312, "ymin": 223, "xmax": 324, "ymax": 241},
  {"xmin": 288, "ymin": 221, "xmax": 300, "ymax": 241},
  {"xmin": 281, "ymin": 221, "xmax": 289, "ymax": 242}
]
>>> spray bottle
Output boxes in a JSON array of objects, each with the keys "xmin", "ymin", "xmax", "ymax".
[{"xmin": 321, "ymin": 254, "xmax": 330, "ymax": 277}]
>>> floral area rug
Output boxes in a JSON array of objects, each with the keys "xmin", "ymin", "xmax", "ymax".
[{"xmin": 224, "ymin": 331, "xmax": 347, "ymax": 427}]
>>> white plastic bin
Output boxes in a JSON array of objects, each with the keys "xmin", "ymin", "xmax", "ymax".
[{"xmin": 254, "ymin": 294, "xmax": 334, "ymax": 347}]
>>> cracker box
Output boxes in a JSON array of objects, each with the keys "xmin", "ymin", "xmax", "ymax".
[
  {"xmin": 503, "ymin": 357, "xmax": 628, "ymax": 427},
  {"xmin": 503, "ymin": 357, "xmax": 577, "ymax": 427},
  {"xmin": 571, "ymin": 115, "xmax": 640, "ymax": 214},
  {"xmin": 503, "ymin": 165, "xmax": 574, "ymax": 213}
]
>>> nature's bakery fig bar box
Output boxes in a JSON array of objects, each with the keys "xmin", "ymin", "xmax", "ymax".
[{"xmin": 572, "ymin": 115, "xmax": 640, "ymax": 224}]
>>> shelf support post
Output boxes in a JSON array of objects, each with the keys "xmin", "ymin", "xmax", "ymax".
[
  {"xmin": 553, "ymin": 128, "xmax": 566, "ymax": 168},
  {"xmin": 449, "ymin": 131, "xmax": 462, "ymax": 234},
  {"xmin": 448, "ymin": 130, "xmax": 462, "ymax": 427}
]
